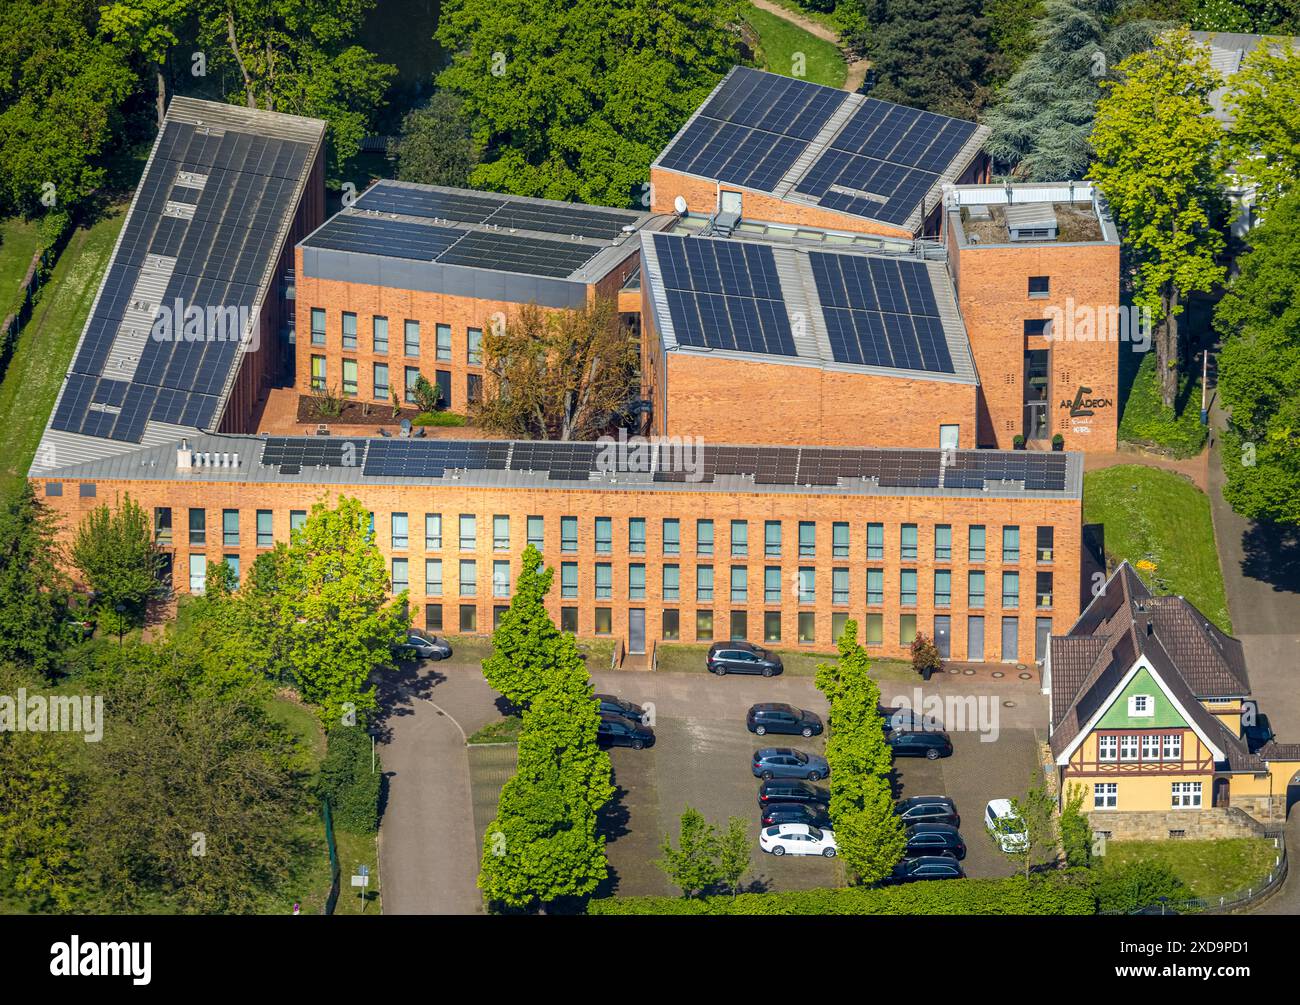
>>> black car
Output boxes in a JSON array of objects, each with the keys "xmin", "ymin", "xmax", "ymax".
[
  {"xmin": 394, "ymin": 628, "xmax": 453, "ymax": 661},
  {"xmin": 596, "ymin": 713, "xmax": 655, "ymax": 750},
  {"xmin": 887, "ymin": 729, "xmax": 953, "ymax": 759},
  {"xmin": 758, "ymin": 779, "xmax": 830, "ymax": 807},
  {"xmin": 1243, "ymin": 708, "xmax": 1275, "ymax": 754},
  {"xmin": 752, "ymin": 747, "xmax": 830, "ymax": 781},
  {"xmin": 895, "ymin": 795, "xmax": 960, "ymax": 828},
  {"xmin": 760, "ymin": 802, "xmax": 833, "ymax": 829},
  {"xmin": 595, "ymin": 693, "xmax": 648, "ymax": 724},
  {"xmin": 707, "ymin": 641, "xmax": 783, "ymax": 677},
  {"xmin": 747, "ymin": 703, "xmax": 823, "ymax": 738},
  {"xmin": 878, "ymin": 705, "xmax": 943, "ymax": 733},
  {"xmin": 891, "ymin": 856, "xmax": 965, "ymax": 882},
  {"xmin": 903, "ymin": 823, "xmax": 966, "ymax": 860}
]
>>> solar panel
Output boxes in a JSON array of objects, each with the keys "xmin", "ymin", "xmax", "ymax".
[
  {"xmin": 303, "ymin": 215, "xmax": 463, "ymax": 261},
  {"xmin": 355, "ymin": 183, "xmax": 506, "ymax": 224},
  {"xmin": 260, "ymin": 437, "xmax": 370, "ymax": 472},
  {"xmin": 435, "ymin": 230, "xmax": 598, "ymax": 278}
]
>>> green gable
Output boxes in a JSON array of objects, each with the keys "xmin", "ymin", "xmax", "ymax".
[{"xmin": 1095, "ymin": 666, "xmax": 1189, "ymax": 729}]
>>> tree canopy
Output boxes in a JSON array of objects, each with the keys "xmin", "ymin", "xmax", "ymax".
[
  {"xmin": 69, "ymin": 495, "xmax": 163, "ymax": 623},
  {"xmin": 1225, "ymin": 40, "xmax": 1300, "ymax": 214},
  {"xmin": 0, "ymin": 484, "xmax": 69, "ymax": 676},
  {"xmin": 394, "ymin": 90, "xmax": 480, "ymax": 190}
]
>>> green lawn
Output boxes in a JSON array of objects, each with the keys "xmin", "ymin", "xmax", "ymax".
[
  {"xmin": 468, "ymin": 714, "xmax": 523, "ymax": 744},
  {"xmin": 0, "ymin": 216, "xmax": 41, "ymax": 309},
  {"xmin": 1098, "ymin": 838, "xmax": 1280, "ymax": 901},
  {"xmin": 759, "ymin": 0, "xmax": 843, "ymax": 30},
  {"xmin": 0, "ymin": 207, "xmax": 126, "ymax": 491},
  {"xmin": 1118, "ymin": 350, "xmax": 1208, "ymax": 458},
  {"xmin": 744, "ymin": 6, "xmax": 847, "ymax": 89},
  {"xmin": 1083, "ymin": 465, "xmax": 1230, "ymax": 632},
  {"xmin": 654, "ymin": 641, "xmax": 914, "ymax": 680}
]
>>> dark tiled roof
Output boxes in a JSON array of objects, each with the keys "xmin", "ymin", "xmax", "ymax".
[{"xmin": 1144, "ymin": 595, "xmax": 1250, "ymax": 696}]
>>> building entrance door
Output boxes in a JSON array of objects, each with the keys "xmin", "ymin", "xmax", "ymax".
[
  {"xmin": 628, "ymin": 609, "xmax": 646, "ymax": 655},
  {"xmin": 1024, "ymin": 349, "xmax": 1050, "ymax": 441}
]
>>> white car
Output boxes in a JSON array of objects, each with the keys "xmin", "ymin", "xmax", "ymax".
[
  {"xmin": 759, "ymin": 823, "xmax": 838, "ymax": 858},
  {"xmin": 984, "ymin": 798, "xmax": 1029, "ymax": 853}
]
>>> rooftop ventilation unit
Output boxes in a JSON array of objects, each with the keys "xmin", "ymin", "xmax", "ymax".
[{"xmin": 1004, "ymin": 202, "xmax": 1058, "ymax": 242}]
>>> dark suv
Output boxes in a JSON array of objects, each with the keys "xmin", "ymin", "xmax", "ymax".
[
  {"xmin": 760, "ymin": 802, "xmax": 832, "ymax": 829},
  {"xmin": 891, "ymin": 856, "xmax": 965, "ymax": 882},
  {"xmin": 895, "ymin": 795, "xmax": 960, "ymax": 827},
  {"xmin": 903, "ymin": 823, "xmax": 966, "ymax": 860},
  {"xmin": 595, "ymin": 694, "xmax": 648, "ymax": 724},
  {"xmin": 758, "ymin": 779, "xmax": 830, "ymax": 807},
  {"xmin": 752, "ymin": 748, "xmax": 830, "ymax": 781},
  {"xmin": 887, "ymin": 729, "xmax": 953, "ymax": 759},
  {"xmin": 596, "ymin": 713, "xmax": 655, "ymax": 750},
  {"xmin": 746, "ymin": 703, "xmax": 823, "ymax": 738},
  {"xmin": 707, "ymin": 641, "xmax": 783, "ymax": 677}
]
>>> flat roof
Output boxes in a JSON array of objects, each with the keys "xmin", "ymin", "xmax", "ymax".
[
  {"xmin": 641, "ymin": 230, "xmax": 977, "ymax": 384},
  {"xmin": 946, "ymin": 182, "xmax": 1118, "ymax": 247},
  {"xmin": 653, "ymin": 67, "xmax": 989, "ymax": 234},
  {"xmin": 34, "ymin": 433, "xmax": 1083, "ymax": 501},
  {"xmin": 32, "ymin": 96, "xmax": 326, "ymax": 476}
]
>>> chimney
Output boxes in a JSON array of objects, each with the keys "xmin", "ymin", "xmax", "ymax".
[{"xmin": 177, "ymin": 439, "xmax": 192, "ymax": 471}]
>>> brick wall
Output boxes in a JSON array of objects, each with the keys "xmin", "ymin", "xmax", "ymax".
[{"xmin": 1088, "ymin": 807, "xmax": 1270, "ymax": 842}]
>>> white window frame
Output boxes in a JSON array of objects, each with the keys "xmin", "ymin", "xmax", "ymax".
[{"xmin": 1093, "ymin": 782, "xmax": 1117, "ymax": 809}]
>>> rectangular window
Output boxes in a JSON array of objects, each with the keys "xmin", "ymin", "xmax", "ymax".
[
  {"xmin": 290, "ymin": 510, "xmax": 306, "ymax": 534},
  {"xmin": 764, "ymin": 567, "xmax": 781, "ymax": 604},
  {"xmin": 459, "ymin": 559, "xmax": 477, "ymax": 596},
  {"xmin": 696, "ymin": 565, "xmax": 714, "ymax": 602},
  {"xmin": 968, "ymin": 570, "xmax": 985, "ymax": 608},
  {"xmin": 342, "ymin": 358, "xmax": 358, "ymax": 397},
  {"xmin": 695, "ymin": 610, "xmax": 713, "ymax": 642},
  {"xmin": 460, "ymin": 604, "xmax": 477, "ymax": 633},
  {"xmin": 1036, "ymin": 571, "xmax": 1053, "ymax": 609},
  {"xmin": 730, "ymin": 566, "xmax": 747, "ymax": 604},
  {"xmin": 223, "ymin": 555, "xmax": 240, "ymax": 587},
  {"xmin": 867, "ymin": 522, "xmax": 884, "ymax": 560},
  {"xmin": 493, "ymin": 515, "xmax": 510, "ymax": 551},
  {"xmin": 189, "ymin": 554, "xmax": 206, "ymax": 594},
  {"xmin": 154, "ymin": 507, "xmax": 173, "ymax": 545},
  {"xmin": 662, "ymin": 564, "xmax": 680, "ymax": 601},
  {"xmin": 436, "ymin": 323, "xmax": 451, "ymax": 361},
  {"xmin": 561, "ymin": 516, "xmax": 578, "ymax": 553},
  {"xmin": 1120, "ymin": 735, "xmax": 1140, "ymax": 761},
  {"xmin": 1142, "ymin": 734, "xmax": 1161, "ymax": 761},
  {"xmin": 1163, "ymin": 734, "xmax": 1182, "ymax": 761},
  {"xmin": 372, "ymin": 315, "xmax": 388, "ymax": 353},
  {"xmin": 1037, "ymin": 526, "xmax": 1054, "ymax": 563},
  {"xmin": 1028, "ymin": 275, "xmax": 1050, "ymax": 297},
  {"xmin": 404, "ymin": 320, "xmax": 420, "ymax": 357},
  {"xmin": 730, "ymin": 610, "xmax": 748, "ymax": 640},
  {"xmin": 663, "ymin": 519, "xmax": 680, "ymax": 555},
  {"xmin": 527, "ymin": 515, "xmax": 544, "ymax": 551},
  {"xmin": 392, "ymin": 558, "xmax": 409, "ymax": 593},
  {"xmin": 661, "ymin": 609, "xmax": 679, "ymax": 640},
  {"xmin": 629, "ymin": 563, "xmax": 646, "ymax": 600},
  {"xmin": 798, "ymin": 567, "xmax": 815, "ymax": 604},
  {"xmin": 1002, "ymin": 571, "xmax": 1020, "ymax": 608},
  {"xmin": 900, "ymin": 524, "xmax": 918, "ymax": 561},
  {"xmin": 1098, "ymin": 735, "xmax": 1118, "ymax": 762},
  {"xmin": 425, "ymin": 514, "xmax": 442, "ymax": 550},
  {"xmin": 373, "ymin": 363, "xmax": 389, "ymax": 401},
  {"xmin": 342, "ymin": 311, "xmax": 357, "ymax": 351},
  {"xmin": 900, "ymin": 569, "xmax": 917, "ymax": 606},
  {"xmin": 310, "ymin": 307, "xmax": 326, "ymax": 345},
  {"xmin": 310, "ymin": 354, "xmax": 326, "ymax": 391},
  {"xmin": 798, "ymin": 521, "xmax": 815, "ymax": 558},
  {"xmin": 391, "ymin": 512, "xmax": 409, "ymax": 550},
  {"xmin": 403, "ymin": 366, "xmax": 421, "ymax": 404},
  {"xmin": 595, "ymin": 517, "xmax": 612, "ymax": 554},
  {"xmin": 832, "ymin": 568, "xmax": 849, "ymax": 605},
  {"xmin": 467, "ymin": 327, "xmax": 483, "ymax": 366},
  {"xmin": 696, "ymin": 519, "xmax": 714, "ymax": 557},
  {"xmin": 934, "ymin": 525, "xmax": 952, "ymax": 561},
  {"xmin": 1024, "ymin": 318, "xmax": 1051, "ymax": 336},
  {"xmin": 1171, "ymin": 782, "xmax": 1202, "ymax": 808},
  {"xmin": 764, "ymin": 611, "xmax": 781, "ymax": 643},
  {"xmin": 467, "ymin": 373, "xmax": 482, "ymax": 405},
  {"xmin": 899, "ymin": 613, "xmax": 917, "ymax": 646},
  {"xmin": 866, "ymin": 568, "xmax": 883, "ymax": 605},
  {"xmin": 1094, "ymin": 783, "xmax": 1118, "ymax": 809},
  {"xmin": 765, "ymin": 521, "xmax": 781, "ymax": 557},
  {"xmin": 832, "ymin": 612, "xmax": 849, "ymax": 642},
  {"xmin": 189, "ymin": 509, "xmax": 206, "ymax": 546},
  {"xmin": 798, "ymin": 612, "xmax": 816, "ymax": 644},
  {"xmin": 561, "ymin": 562, "xmax": 578, "ymax": 598},
  {"xmin": 595, "ymin": 563, "xmax": 612, "ymax": 600},
  {"xmin": 425, "ymin": 603, "xmax": 443, "ymax": 632},
  {"xmin": 731, "ymin": 520, "xmax": 748, "ymax": 557},
  {"xmin": 459, "ymin": 514, "xmax": 476, "ymax": 551},
  {"xmin": 1003, "ymin": 525, "xmax": 1020, "ymax": 562},
  {"xmin": 222, "ymin": 509, "xmax": 239, "ymax": 547},
  {"xmin": 562, "ymin": 607, "xmax": 579, "ymax": 633},
  {"xmin": 934, "ymin": 569, "xmax": 951, "ymax": 607},
  {"xmin": 493, "ymin": 560, "xmax": 510, "ymax": 598},
  {"xmin": 865, "ymin": 613, "xmax": 883, "ymax": 646},
  {"xmin": 833, "ymin": 522, "xmax": 849, "ymax": 558},
  {"xmin": 425, "ymin": 559, "xmax": 443, "ymax": 596},
  {"xmin": 628, "ymin": 518, "xmax": 645, "ymax": 555},
  {"xmin": 969, "ymin": 525, "xmax": 986, "ymax": 562}
]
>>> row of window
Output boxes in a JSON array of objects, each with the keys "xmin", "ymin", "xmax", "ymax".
[
  {"xmin": 309, "ymin": 357, "xmax": 481, "ymax": 406},
  {"xmin": 309, "ymin": 310, "xmax": 483, "ymax": 364},
  {"xmin": 1092, "ymin": 782, "xmax": 1203, "ymax": 810},
  {"xmin": 1097, "ymin": 733, "xmax": 1183, "ymax": 762}
]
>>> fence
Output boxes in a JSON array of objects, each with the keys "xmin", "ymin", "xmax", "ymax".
[
  {"xmin": 322, "ymin": 798, "xmax": 341, "ymax": 915},
  {"xmin": 1114, "ymin": 830, "xmax": 1287, "ymax": 915}
]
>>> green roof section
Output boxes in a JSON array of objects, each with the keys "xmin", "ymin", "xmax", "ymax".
[{"xmin": 1096, "ymin": 666, "xmax": 1188, "ymax": 730}]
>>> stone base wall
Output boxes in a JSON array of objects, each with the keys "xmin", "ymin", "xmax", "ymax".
[{"xmin": 1087, "ymin": 806, "xmax": 1272, "ymax": 842}]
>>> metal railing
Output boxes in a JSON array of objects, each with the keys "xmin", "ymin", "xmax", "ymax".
[{"xmin": 1113, "ymin": 830, "xmax": 1286, "ymax": 915}]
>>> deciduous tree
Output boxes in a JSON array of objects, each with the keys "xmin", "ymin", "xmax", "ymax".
[
  {"xmin": 394, "ymin": 91, "xmax": 479, "ymax": 189},
  {"xmin": 1225, "ymin": 41, "xmax": 1300, "ymax": 213},
  {"xmin": 481, "ymin": 545, "xmax": 562, "ymax": 709},
  {"xmin": 0, "ymin": 484, "xmax": 69, "ymax": 676},
  {"xmin": 656, "ymin": 806, "xmax": 722, "ymax": 898},
  {"xmin": 69, "ymin": 495, "xmax": 162, "ymax": 623}
]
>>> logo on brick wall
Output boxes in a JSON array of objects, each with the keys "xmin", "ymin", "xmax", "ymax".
[{"xmin": 1059, "ymin": 385, "xmax": 1112, "ymax": 418}]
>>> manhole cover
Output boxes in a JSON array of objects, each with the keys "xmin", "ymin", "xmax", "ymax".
[
  {"xmin": 962, "ymin": 668, "xmax": 976, "ymax": 675},
  {"xmin": 1018, "ymin": 672, "xmax": 1032, "ymax": 680},
  {"xmin": 1016, "ymin": 663, "xmax": 1027, "ymax": 671},
  {"xmin": 947, "ymin": 667, "xmax": 961, "ymax": 675},
  {"xmin": 1003, "ymin": 700, "xmax": 1016, "ymax": 708},
  {"xmin": 991, "ymin": 671, "xmax": 1005, "ymax": 678}
]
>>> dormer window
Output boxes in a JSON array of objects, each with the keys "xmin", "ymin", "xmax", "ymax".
[{"xmin": 1129, "ymin": 694, "xmax": 1154, "ymax": 717}]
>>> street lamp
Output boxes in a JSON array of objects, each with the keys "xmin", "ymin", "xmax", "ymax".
[{"xmin": 114, "ymin": 603, "xmax": 126, "ymax": 648}]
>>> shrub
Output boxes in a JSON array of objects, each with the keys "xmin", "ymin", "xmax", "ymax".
[
  {"xmin": 413, "ymin": 411, "xmax": 468, "ymax": 427},
  {"xmin": 1092, "ymin": 859, "xmax": 1191, "ymax": 914},
  {"xmin": 910, "ymin": 633, "xmax": 942, "ymax": 677},
  {"xmin": 1118, "ymin": 351, "xmax": 1208, "ymax": 457},
  {"xmin": 317, "ymin": 726, "xmax": 381, "ymax": 834}
]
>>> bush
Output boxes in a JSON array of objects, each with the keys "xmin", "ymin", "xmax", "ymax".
[
  {"xmin": 413, "ymin": 411, "xmax": 468, "ymax": 427},
  {"xmin": 1092, "ymin": 860, "xmax": 1191, "ymax": 914},
  {"xmin": 317, "ymin": 726, "xmax": 381, "ymax": 834},
  {"xmin": 587, "ymin": 875, "xmax": 1095, "ymax": 915},
  {"xmin": 1118, "ymin": 351, "xmax": 1208, "ymax": 457}
]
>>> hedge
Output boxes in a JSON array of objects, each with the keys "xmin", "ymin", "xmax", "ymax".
[
  {"xmin": 587, "ymin": 875, "xmax": 1095, "ymax": 915},
  {"xmin": 317, "ymin": 725, "xmax": 382, "ymax": 834}
]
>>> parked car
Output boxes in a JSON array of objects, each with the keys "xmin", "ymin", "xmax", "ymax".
[
  {"xmin": 760, "ymin": 802, "xmax": 832, "ymax": 829},
  {"xmin": 891, "ymin": 856, "xmax": 965, "ymax": 882},
  {"xmin": 394, "ymin": 628, "xmax": 452, "ymax": 661},
  {"xmin": 595, "ymin": 693, "xmax": 648, "ymax": 724},
  {"xmin": 903, "ymin": 823, "xmax": 966, "ymax": 860},
  {"xmin": 752, "ymin": 747, "xmax": 830, "ymax": 781},
  {"xmin": 1243, "ymin": 704, "xmax": 1275, "ymax": 754},
  {"xmin": 879, "ymin": 705, "xmax": 943, "ymax": 733},
  {"xmin": 707, "ymin": 641, "xmax": 783, "ymax": 676},
  {"xmin": 596, "ymin": 713, "xmax": 655, "ymax": 750},
  {"xmin": 895, "ymin": 795, "xmax": 960, "ymax": 828},
  {"xmin": 747, "ymin": 703, "xmax": 823, "ymax": 738},
  {"xmin": 984, "ymin": 798, "xmax": 1028, "ymax": 853},
  {"xmin": 886, "ymin": 729, "xmax": 953, "ymax": 759},
  {"xmin": 758, "ymin": 779, "xmax": 830, "ymax": 807},
  {"xmin": 758, "ymin": 823, "xmax": 838, "ymax": 858}
]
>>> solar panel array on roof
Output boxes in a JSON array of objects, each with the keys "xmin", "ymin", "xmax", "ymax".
[
  {"xmin": 652, "ymin": 233, "xmax": 795, "ymax": 356},
  {"xmin": 353, "ymin": 180, "xmax": 642, "ymax": 240},
  {"xmin": 52, "ymin": 119, "xmax": 313, "ymax": 444},
  {"xmin": 810, "ymin": 253, "xmax": 954, "ymax": 373},
  {"xmin": 657, "ymin": 68, "xmax": 847, "ymax": 191},
  {"xmin": 508, "ymin": 442, "xmax": 601, "ymax": 480},
  {"xmin": 943, "ymin": 451, "xmax": 1068, "ymax": 491},
  {"xmin": 260, "ymin": 437, "xmax": 370, "ymax": 473},
  {"xmin": 302, "ymin": 215, "xmax": 463, "ymax": 261},
  {"xmin": 436, "ymin": 230, "xmax": 598, "ymax": 279},
  {"xmin": 362, "ymin": 439, "xmax": 511, "ymax": 478}
]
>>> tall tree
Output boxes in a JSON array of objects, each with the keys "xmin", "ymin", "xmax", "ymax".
[
  {"xmin": 984, "ymin": 0, "xmax": 1046, "ymax": 82},
  {"xmin": 481, "ymin": 545, "xmax": 562, "ymax": 709},
  {"xmin": 0, "ymin": 484, "xmax": 69, "ymax": 676},
  {"xmin": 0, "ymin": 726, "xmax": 82, "ymax": 912},
  {"xmin": 983, "ymin": 0, "xmax": 1159, "ymax": 181},
  {"xmin": 69, "ymin": 495, "xmax": 162, "ymax": 624},
  {"xmin": 475, "ymin": 299, "xmax": 636, "ymax": 441},
  {"xmin": 656, "ymin": 806, "xmax": 722, "ymax": 898},
  {"xmin": 1215, "ymin": 186, "xmax": 1300, "ymax": 525},
  {"xmin": 1088, "ymin": 28, "xmax": 1228, "ymax": 408},
  {"xmin": 1225, "ymin": 41, "xmax": 1300, "ymax": 214},
  {"xmin": 394, "ymin": 91, "xmax": 480, "ymax": 189},
  {"xmin": 436, "ymin": 0, "xmax": 741, "ymax": 205},
  {"xmin": 100, "ymin": 0, "xmax": 192, "ymax": 127},
  {"xmin": 864, "ymin": 0, "xmax": 992, "ymax": 118}
]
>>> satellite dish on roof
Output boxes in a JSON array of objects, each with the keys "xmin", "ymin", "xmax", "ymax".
[{"xmin": 673, "ymin": 195, "xmax": 688, "ymax": 216}]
